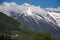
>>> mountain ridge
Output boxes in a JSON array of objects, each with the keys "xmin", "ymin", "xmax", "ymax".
[{"xmin": 0, "ymin": 12, "xmax": 56, "ymax": 40}]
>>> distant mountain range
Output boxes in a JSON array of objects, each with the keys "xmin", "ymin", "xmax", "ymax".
[
  {"xmin": 0, "ymin": 2, "xmax": 60, "ymax": 40},
  {"xmin": 3, "ymin": 6, "xmax": 60, "ymax": 33}
]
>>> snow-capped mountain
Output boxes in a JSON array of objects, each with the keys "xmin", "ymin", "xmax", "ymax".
[
  {"xmin": 0, "ymin": 2, "xmax": 60, "ymax": 36},
  {"xmin": 47, "ymin": 12, "xmax": 60, "ymax": 27}
]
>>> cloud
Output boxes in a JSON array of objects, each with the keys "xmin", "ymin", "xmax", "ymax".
[
  {"xmin": 0, "ymin": 2, "xmax": 60, "ymax": 16},
  {"xmin": 46, "ymin": 7, "xmax": 60, "ymax": 13},
  {"xmin": 0, "ymin": 2, "xmax": 47, "ymax": 16}
]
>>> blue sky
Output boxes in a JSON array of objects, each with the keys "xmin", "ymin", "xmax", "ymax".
[{"xmin": 0, "ymin": 0, "xmax": 60, "ymax": 8}]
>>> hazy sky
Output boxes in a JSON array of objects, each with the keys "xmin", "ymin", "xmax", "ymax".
[{"xmin": 0, "ymin": 0, "xmax": 60, "ymax": 8}]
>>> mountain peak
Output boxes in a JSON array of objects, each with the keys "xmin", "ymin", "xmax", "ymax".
[
  {"xmin": 22, "ymin": 3, "xmax": 31, "ymax": 7},
  {"xmin": 22, "ymin": 7, "xmax": 33, "ymax": 16},
  {"xmin": 26, "ymin": 7, "xmax": 33, "ymax": 15}
]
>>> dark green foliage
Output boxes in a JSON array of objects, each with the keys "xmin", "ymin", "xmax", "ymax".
[
  {"xmin": 0, "ymin": 12, "xmax": 56, "ymax": 40},
  {"xmin": 0, "ymin": 33, "xmax": 56, "ymax": 40},
  {"xmin": 0, "ymin": 34, "xmax": 11, "ymax": 40}
]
